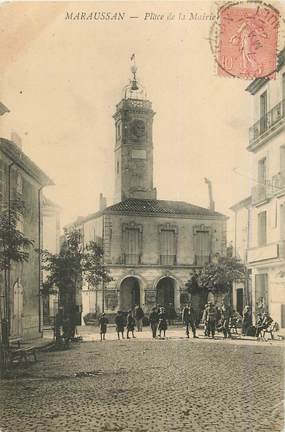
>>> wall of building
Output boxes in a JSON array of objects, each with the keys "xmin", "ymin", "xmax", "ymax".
[
  {"xmin": 252, "ymin": 64, "xmax": 285, "ymax": 122},
  {"xmin": 105, "ymin": 214, "xmax": 226, "ymax": 266},
  {"xmin": 234, "ymin": 206, "xmax": 250, "ymax": 261},
  {"xmin": 78, "ymin": 211, "xmax": 226, "ymax": 319},
  {"xmin": 82, "ymin": 216, "xmax": 103, "ymax": 246},
  {"xmin": 0, "ymin": 150, "xmax": 42, "ymax": 339},
  {"xmin": 247, "ymin": 61, "xmax": 285, "ymax": 327}
]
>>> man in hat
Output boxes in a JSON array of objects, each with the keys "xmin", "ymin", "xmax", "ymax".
[
  {"xmin": 182, "ymin": 303, "xmax": 198, "ymax": 338},
  {"xmin": 134, "ymin": 304, "xmax": 144, "ymax": 332},
  {"xmin": 98, "ymin": 312, "xmax": 108, "ymax": 341},
  {"xmin": 149, "ymin": 306, "xmax": 159, "ymax": 339},
  {"xmin": 204, "ymin": 301, "xmax": 217, "ymax": 339},
  {"xmin": 221, "ymin": 300, "xmax": 232, "ymax": 339}
]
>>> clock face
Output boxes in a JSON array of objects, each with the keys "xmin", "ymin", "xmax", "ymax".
[{"xmin": 131, "ymin": 119, "xmax": 145, "ymax": 138}]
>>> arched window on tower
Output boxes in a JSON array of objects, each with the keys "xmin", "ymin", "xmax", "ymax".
[{"xmin": 116, "ymin": 121, "xmax": 121, "ymax": 140}]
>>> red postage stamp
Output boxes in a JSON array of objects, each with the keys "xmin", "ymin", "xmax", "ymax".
[{"xmin": 217, "ymin": 2, "xmax": 280, "ymax": 79}]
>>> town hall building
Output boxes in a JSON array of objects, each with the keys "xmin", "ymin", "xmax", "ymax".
[{"xmin": 69, "ymin": 61, "xmax": 227, "ymax": 320}]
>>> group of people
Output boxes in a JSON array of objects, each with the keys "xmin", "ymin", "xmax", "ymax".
[
  {"xmin": 97, "ymin": 302, "xmax": 275, "ymax": 341},
  {"xmin": 98, "ymin": 305, "xmax": 170, "ymax": 340},
  {"xmin": 99, "ymin": 305, "xmax": 145, "ymax": 341},
  {"xmin": 201, "ymin": 301, "xmax": 236, "ymax": 339}
]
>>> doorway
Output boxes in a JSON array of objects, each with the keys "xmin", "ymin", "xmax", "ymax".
[
  {"xmin": 156, "ymin": 277, "xmax": 175, "ymax": 310},
  {"xmin": 236, "ymin": 288, "xmax": 244, "ymax": 315},
  {"xmin": 12, "ymin": 281, "xmax": 23, "ymax": 336},
  {"xmin": 119, "ymin": 277, "xmax": 140, "ymax": 312}
]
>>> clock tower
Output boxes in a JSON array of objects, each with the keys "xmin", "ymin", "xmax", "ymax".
[{"xmin": 113, "ymin": 59, "xmax": 157, "ymax": 203}]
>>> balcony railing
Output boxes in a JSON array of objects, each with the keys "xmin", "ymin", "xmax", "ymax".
[
  {"xmin": 160, "ymin": 255, "xmax": 176, "ymax": 265},
  {"xmin": 271, "ymin": 173, "xmax": 285, "ymax": 194},
  {"xmin": 123, "ymin": 254, "xmax": 141, "ymax": 265},
  {"xmin": 251, "ymin": 183, "xmax": 270, "ymax": 204},
  {"xmin": 195, "ymin": 255, "xmax": 210, "ymax": 266},
  {"xmin": 252, "ymin": 173, "xmax": 285, "ymax": 205},
  {"xmin": 249, "ymin": 99, "xmax": 285, "ymax": 145}
]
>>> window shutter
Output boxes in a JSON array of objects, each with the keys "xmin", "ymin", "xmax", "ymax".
[{"xmin": 258, "ymin": 211, "xmax": 267, "ymax": 246}]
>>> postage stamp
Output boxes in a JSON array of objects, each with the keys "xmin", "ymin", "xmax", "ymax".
[{"xmin": 213, "ymin": 1, "xmax": 280, "ymax": 79}]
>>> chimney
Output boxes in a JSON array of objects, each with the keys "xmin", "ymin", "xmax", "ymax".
[
  {"xmin": 204, "ymin": 178, "xmax": 215, "ymax": 212},
  {"xmin": 99, "ymin": 193, "xmax": 107, "ymax": 211}
]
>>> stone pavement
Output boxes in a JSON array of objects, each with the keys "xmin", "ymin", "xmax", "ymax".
[{"xmin": 0, "ymin": 326, "xmax": 284, "ymax": 432}]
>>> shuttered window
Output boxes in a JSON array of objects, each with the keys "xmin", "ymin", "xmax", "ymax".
[
  {"xmin": 194, "ymin": 230, "xmax": 210, "ymax": 265},
  {"xmin": 160, "ymin": 229, "xmax": 176, "ymax": 265},
  {"xmin": 258, "ymin": 158, "xmax": 267, "ymax": 184},
  {"xmin": 258, "ymin": 211, "xmax": 267, "ymax": 246},
  {"xmin": 123, "ymin": 228, "xmax": 141, "ymax": 265}
]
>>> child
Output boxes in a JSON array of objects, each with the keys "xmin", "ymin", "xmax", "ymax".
[
  {"xmin": 115, "ymin": 310, "xmax": 125, "ymax": 340},
  {"xmin": 126, "ymin": 310, "xmax": 136, "ymax": 339},
  {"xmin": 158, "ymin": 307, "xmax": 168, "ymax": 339},
  {"xmin": 99, "ymin": 313, "xmax": 108, "ymax": 341}
]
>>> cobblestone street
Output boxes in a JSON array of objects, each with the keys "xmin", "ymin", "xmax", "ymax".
[{"xmin": 0, "ymin": 328, "xmax": 284, "ymax": 432}]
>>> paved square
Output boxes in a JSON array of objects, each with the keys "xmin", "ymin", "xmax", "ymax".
[{"xmin": 0, "ymin": 328, "xmax": 283, "ymax": 432}]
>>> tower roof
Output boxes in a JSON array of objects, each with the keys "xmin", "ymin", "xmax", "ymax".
[{"xmin": 122, "ymin": 54, "xmax": 147, "ymax": 100}]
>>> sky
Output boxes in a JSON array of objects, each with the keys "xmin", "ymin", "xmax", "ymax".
[{"xmin": 1, "ymin": 0, "xmax": 283, "ymax": 238}]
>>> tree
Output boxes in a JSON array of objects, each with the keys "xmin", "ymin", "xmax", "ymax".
[
  {"xmin": 41, "ymin": 227, "xmax": 112, "ymax": 335},
  {"xmin": 197, "ymin": 255, "xmax": 248, "ymax": 296},
  {"xmin": 0, "ymin": 199, "xmax": 34, "ymax": 326},
  {"xmin": 0, "ymin": 199, "xmax": 34, "ymax": 272},
  {"xmin": 0, "ymin": 199, "xmax": 34, "ymax": 372}
]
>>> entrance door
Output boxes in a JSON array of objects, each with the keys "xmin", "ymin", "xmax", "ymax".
[
  {"xmin": 120, "ymin": 277, "xmax": 140, "ymax": 312},
  {"xmin": 236, "ymin": 288, "xmax": 243, "ymax": 315},
  {"xmin": 12, "ymin": 281, "xmax": 23, "ymax": 336},
  {"xmin": 156, "ymin": 277, "xmax": 175, "ymax": 309}
]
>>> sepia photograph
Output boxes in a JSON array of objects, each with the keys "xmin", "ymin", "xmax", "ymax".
[{"xmin": 0, "ymin": 1, "xmax": 284, "ymax": 431}]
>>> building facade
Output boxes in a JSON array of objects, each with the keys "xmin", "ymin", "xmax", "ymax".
[
  {"xmin": 245, "ymin": 48, "xmax": 285, "ymax": 326},
  {"xmin": 0, "ymin": 138, "xmax": 53, "ymax": 339},
  {"xmin": 230, "ymin": 196, "xmax": 252, "ymax": 315},
  {"xmin": 42, "ymin": 196, "xmax": 61, "ymax": 326},
  {"xmin": 70, "ymin": 64, "xmax": 227, "ymax": 321}
]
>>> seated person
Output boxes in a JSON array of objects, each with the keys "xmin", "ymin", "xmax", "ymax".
[{"xmin": 255, "ymin": 312, "xmax": 273, "ymax": 338}]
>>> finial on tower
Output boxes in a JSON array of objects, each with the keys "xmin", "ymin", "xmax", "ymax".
[
  {"xmin": 122, "ymin": 54, "xmax": 147, "ymax": 100},
  {"xmin": 130, "ymin": 53, "xmax": 139, "ymax": 91}
]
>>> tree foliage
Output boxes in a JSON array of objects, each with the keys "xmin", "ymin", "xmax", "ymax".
[
  {"xmin": 41, "ymin": 227, "xmax": 112, "ymax": 304},
  {"xmin": 0, "ymin": 199, "xmax": 34, "ymax": 272},
  {"xmin": 197, "ymin": 255, "xmax": 248, "ymax": 293}
]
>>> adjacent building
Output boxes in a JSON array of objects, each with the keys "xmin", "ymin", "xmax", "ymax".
[
  {"xmin": 236, "ymin": 48, "xmax": 285, "ymax": 325},
  {"xmin": 69, "ymin": 63, "xmax": 227, "ymax": 321},
  {"xmin": 0, "ymin": 137, "xmax": 53, "ymax": 339},
  {"xmin": 42, "ymin": 196, "xmax": 61, "ymax": 326}
]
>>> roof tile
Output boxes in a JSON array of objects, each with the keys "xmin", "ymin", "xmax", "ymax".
[{"xmin": 104, "ymin": 198, "xmax": 225, "ymax": 218}]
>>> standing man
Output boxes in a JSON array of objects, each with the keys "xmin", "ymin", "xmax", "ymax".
[
  {"xmin": 205, "ymin": 301, "xmax": 217, "ymax": 339},
  {"xmin": 221, "ymin": 301, "xmax": 232, "ymax": 339},
  {"xmin": 182, "ymin": 303, "xmax": 198, "ymax": 338},
  {"xmin": 115, "ymin": 310, "xmax": 125, "ymax": 340},
  {"xmin": 242, "ymin": 306, "xmax": 252, "ymax": 336},
  {"xmin": 167, "ymin": 303, "xmax": 177, "ymax": 326},
  {"xmin": 134, "ymin": 304, "xmax": 144, "ymax": 332},
  {"xmin": 149, "ymin": 307, "xmax": 159, "ymax": 339}
]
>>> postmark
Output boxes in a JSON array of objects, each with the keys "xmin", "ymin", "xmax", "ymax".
[{"xmin": 210, "ymin": 1, "xmax": 281, "ymax": 79}]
